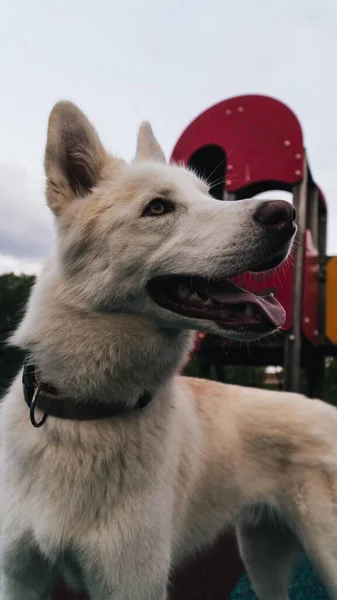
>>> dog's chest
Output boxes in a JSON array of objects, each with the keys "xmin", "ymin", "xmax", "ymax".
[{"xmin": 6, "ymin": 414, "xmax": 174, "ymax": 554}]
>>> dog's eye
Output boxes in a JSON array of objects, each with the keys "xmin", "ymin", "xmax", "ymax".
[{"xmin": 143, "ymin": 199, "xmax": 175, "ymax": 217}]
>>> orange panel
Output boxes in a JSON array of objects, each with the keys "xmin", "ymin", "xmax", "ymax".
[{"xmin": 326, "ymin": 256, "xmax": 337, "ymax": 344}]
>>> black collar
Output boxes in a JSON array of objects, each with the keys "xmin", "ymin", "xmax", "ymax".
[{"xmin": 22, "ymin": 363, "xmax": 152, "ymax": 428}]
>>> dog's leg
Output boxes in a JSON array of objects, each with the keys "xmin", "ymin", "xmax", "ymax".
[
  {"xmin": 85, "ymin": 576, "xmax": 168, "ymax": 600},
  {"xmin": 84, "ymin": 560, "xmax": 168, "ymax": 600},
  {"xmin": 289, "ymin": 471, "xmax": 337, "ymax": 600},
  {"xmin": 0, "ymin": 535, "xmax": 57, "ymax": 600},
  {"xmin": 82, "ymin": 528, "xmax": 171, "ymax": 600},
  {"xmin": 236, "ymin": 508, "xmax": 299, "ymax": 600}
]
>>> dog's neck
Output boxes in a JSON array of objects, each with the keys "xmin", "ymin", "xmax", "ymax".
[{"xmin": 13, "ymin": 262, "xmax": 194, "ymax": 408}]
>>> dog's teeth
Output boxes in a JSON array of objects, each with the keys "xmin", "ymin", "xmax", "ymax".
[
  {"xmin": 244, "ymin": 304, "xmax": 254, "ymax": 317},
  {"xmin": 177, "ymin": 285, "xmax": 190, "ymax": 299},
  {"xmin": 189, "ymin": 292, "xmax": 203, "ymax": 305},
  {"xmin": 190, "ymin": 292, "xmax": 200, "ymax": 300},
  {"xmin": 204, "ymin": 298, "xmax": 215, "ymax": 307}
]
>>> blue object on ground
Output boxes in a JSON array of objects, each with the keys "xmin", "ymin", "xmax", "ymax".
[{"xmin": 229, "ymin": 554, "xmax": 329, "ymax": 599}]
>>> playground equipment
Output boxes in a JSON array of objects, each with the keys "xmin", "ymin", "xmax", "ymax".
[
  {"xmin": 51, "ymin": 94, "xmax": 334, "ymax": 600},
  {"xmin": 171, "ymin": 94, "xmax": 337, "ymax": 398}
]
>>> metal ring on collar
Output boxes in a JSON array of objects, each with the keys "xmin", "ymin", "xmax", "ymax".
[{"xmin": 30, "ymin": 386, "xmax": 48, "ymax": 428}]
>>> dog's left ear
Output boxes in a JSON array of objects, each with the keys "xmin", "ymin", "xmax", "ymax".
[
  {"xmin": 134, "ymin": 122, "xmax": 166, "ymax": 163},
  {"xmin": 45, "ymin": 101, "xmax": 109, "ymax": 216}
]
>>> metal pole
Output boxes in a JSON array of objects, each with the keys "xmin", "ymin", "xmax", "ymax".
[
  {"xmin": 318, "ymin": 202, "xmax": 327, "ymax": 343},
  {"xmin": 307, "ymin": 185, "xmax": 319, "ymax": 247},
  {"xmin": 283, "ymin": 153, "xmax": 308, "ymax": 392},
  {"xmin": 223, "ymin": 191, "xmax": 236, "ymax": 202}
]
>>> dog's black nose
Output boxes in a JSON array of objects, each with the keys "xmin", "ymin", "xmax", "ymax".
[{"xmin": 254, "ymin": 200, "xmax": 296, "ymax": 235}]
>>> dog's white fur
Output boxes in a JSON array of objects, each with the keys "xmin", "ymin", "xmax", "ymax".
[{"xmin": 1, "ymin": 102, "xmax": 337, "ymax": 600}]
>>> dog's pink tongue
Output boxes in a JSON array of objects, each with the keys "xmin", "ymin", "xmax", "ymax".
[{"xmin": 205, "ymin": 281, "xmax": 286, "ymax": 328}]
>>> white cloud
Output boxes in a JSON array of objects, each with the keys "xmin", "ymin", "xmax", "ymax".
[
  {"xmin": 0, "ymin": 254, "xmax": 41, "ymax": 275},
  {"xmin": 0, "ymin": 163, "xmax": 54, "ymax": 265}
]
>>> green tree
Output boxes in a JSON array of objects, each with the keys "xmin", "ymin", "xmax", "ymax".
[{"xmin": 0, "ymin": 273, "xmax": 35, "ymax": 396}]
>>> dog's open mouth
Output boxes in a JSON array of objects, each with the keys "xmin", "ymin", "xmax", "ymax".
[{"xmin": 147, "ymin": 275, "xmax": 286, "ymax": 333}]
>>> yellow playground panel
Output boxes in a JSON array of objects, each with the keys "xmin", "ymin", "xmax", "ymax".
[{"xmin": 326, "ymin": 256, "xmax": 337, "ymax": 345}]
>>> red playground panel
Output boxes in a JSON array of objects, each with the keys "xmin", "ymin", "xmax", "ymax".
[{"xmin": 172, "ymin": 94, "xmax": 304, "ymax": 196}]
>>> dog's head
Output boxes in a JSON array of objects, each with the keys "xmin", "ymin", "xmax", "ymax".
[{"xmin": 45, "ymin": 102, "xmax": 296, "ymax": 341}]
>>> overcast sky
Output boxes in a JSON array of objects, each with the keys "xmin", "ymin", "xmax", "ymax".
[{"xmin": 1, "ymin": 0, "xmax": 337, "ymax": 274}]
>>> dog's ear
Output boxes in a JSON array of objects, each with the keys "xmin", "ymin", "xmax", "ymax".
[
  {"xmin": 134, "ymin": 122, "xmax": 166, "ymax": 163},
  {"xmin": 45, "ymin": 101, "xmax": 109, "ymax": 215}
]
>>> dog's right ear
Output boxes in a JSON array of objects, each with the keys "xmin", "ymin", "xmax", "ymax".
[
  {"xmin": 134, "ymin": 122, "xmax": 166, "ymax": 163},
  {"xmin": 44, "ymin": 101, "xmax": 109, "ymax": 216}
]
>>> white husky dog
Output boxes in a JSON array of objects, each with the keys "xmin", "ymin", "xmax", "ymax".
[{"xmin": 1, "ymin": 101, "xmax": 337, "ymax": 600}]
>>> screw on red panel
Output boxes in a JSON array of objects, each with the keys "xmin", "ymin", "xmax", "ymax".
[
  {"xmin": 225, "ymin": 109, "xmax": 232, "ymax": 115},
  {"xmin": 295, "ymin": 153, "xmax": 302, "ymax": 159},
  {"xmin": 284, "ymin": 140, "xmax": 291, "ymax": 146},
  {"xmin": 295, "ymin": 170, "xmax": 302, "ymax": 176},
  {"xmin": 227, "ymin": 180, "xmax": 232, "ymax": 186},
  {"xmin": 304, "ymin": 317, "xmax": 310, "ymax": 323},
  {"xmin": 237, "ymin": 106, "xmax": 244, "ymax": 112},
  {"xmin": 227, "ymin": 164, "xmax": 233, "ymax": 171},
  {"xmin": 314, "ymin": 330, "xmax": 318, "ymax": 336}
]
